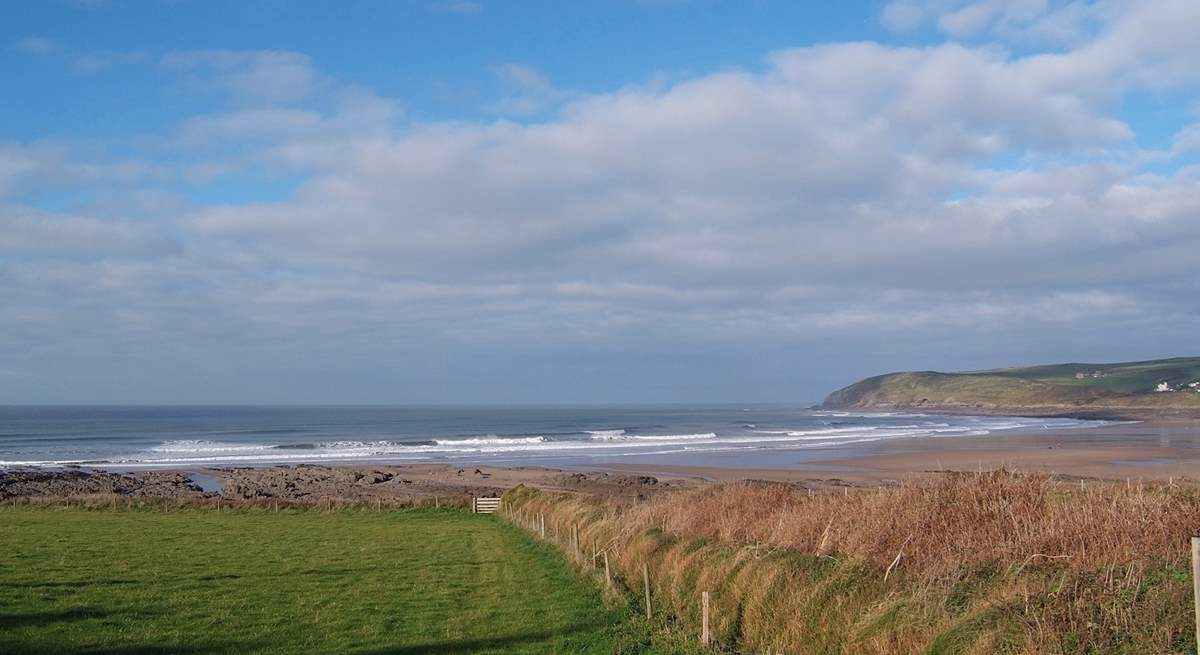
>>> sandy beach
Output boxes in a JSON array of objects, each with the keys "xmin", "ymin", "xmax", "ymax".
[
  {"xmin": 5, "ymin": 419, "xmax": 1200, "ymax": 502},
  {"xmin": 589, "ymin": 420, "xmax": 1200, "ymax": 485}
]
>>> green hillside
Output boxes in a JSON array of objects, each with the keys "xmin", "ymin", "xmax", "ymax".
[
  {"xmin": 823, "ymin": 357, "xmax": 1200, "ymax": 417},
  {"xmin": 976, "ymin": 357, "xmax": 1200, "ymax": 394}
]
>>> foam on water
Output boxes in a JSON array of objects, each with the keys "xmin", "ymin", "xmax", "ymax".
[
  {"xmin": 0, "ymin": 406, "xmax": 1109, "ymax": 469},
  {"xmin": 596, "ymin": 432, "xmax": 718, "ymax": 441},
  {"xmin": 433, "ymin": 436, "xmax": 547, "ymax": 446},
  {"xmin": 151, "ymin": 440, "xmax": 280, "ymax": 454},
  {"xmin": 586, "ymin": 429, "xmax": 627, "ymax": 439}
]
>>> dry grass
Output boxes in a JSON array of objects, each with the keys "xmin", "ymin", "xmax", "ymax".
[
  {"xmin": 503, "ymin": 472, "xmax": 1200, "ymax": 654},
  {"xmin": 635, "ymin": 472, "xmax": 1198, "ymax": 575}
]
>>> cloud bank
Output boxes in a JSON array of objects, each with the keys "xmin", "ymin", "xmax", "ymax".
[{"xmin": 2, "ymin": 0, "xmax": 1199, "ymax": 402}]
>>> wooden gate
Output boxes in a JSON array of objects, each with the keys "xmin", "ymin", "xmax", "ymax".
[{"xmin": 472, "ymin": 497, "xmax": 501, "ymax": 514}]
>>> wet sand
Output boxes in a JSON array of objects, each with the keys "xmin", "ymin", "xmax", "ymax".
[
  {"xmin": 7, "ymin": 421, "xmax": 1200, "ymax": 501},
  {"xmin": 201, "ymin": 420, "xmax": 1200, "ymax": 496},
  {"xmin": 590, "ymin": 421, "xmax": 1200, "ymax": 485}
]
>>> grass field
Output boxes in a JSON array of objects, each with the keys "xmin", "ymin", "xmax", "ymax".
[
  {"xmin": 823, "ymin": 357, "xmax": 1200, "ymax": 411},
  {"xmin": 506, "ymin": 475, "xmax": 1199, "ymax": 654},
  {"xmin": 0, "ymin": 506, "xmax": 658, "ymax": 655},
  {"xmin": 984, "ymin": 357, "xmax": 1200, "ymax": 394}
]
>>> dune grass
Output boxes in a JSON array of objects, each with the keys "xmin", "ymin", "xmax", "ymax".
[
  {"xmin": 0, "ymin": 505, "xmax": 661, "ymax": 655},
  {"xmin": 504, "ymin": 473, "xmax": 1200, "ymax": 654}
]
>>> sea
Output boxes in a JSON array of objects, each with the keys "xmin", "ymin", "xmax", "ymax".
[{"xmin": 0, "ymin": 405, "xmax": 1106, "ymax": 470}]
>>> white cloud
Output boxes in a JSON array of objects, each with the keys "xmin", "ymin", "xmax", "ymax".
[
  {"xmin": 1172, "ymin": 124, "xmax": 1200, "ymax": 154},
  {"xmin": 70, "ymin": 0, "xmax": 114, "ymax": 9},
  {"xmin": 14, "ymin": 36, "xmax": 54, "ymax": 54},
  {"xmin": 0, "ymin": 147, "xmax": 44, "ymax": 196},
  {"xmin": 880, "ymin": 2, "xmax": 929, "ymax": 32},
  {"xmin": 488, "ymin": 62, "xmax": 574, "ymax": 115},
  {"xmin": 877, "ymin": 0, "xmax": 1179, "ymax": 54},
  {"xmin": 160, "ymin": 50, "xmax": 319, "ymax": 106},
  {"xmin": 175, "ymin": 109, "xmax": 324, "ymax": 146},
  {"xmin": 937, "ymin": 0, "xmax": 1049, "ymax": 38},
  {"xmin": 4, "ymin": 1, "xmax": 1200, "ymax": 401},
  {"xmin": 74, "ymin": 51, "xmax": 146, "ymax": 73},
  {"xmin": 174, "ymin": 35, "xmax": 1190, "ymax": 307},
  {"xmin": 0, "ymin": 206, "xmax": 177, "ymax": 258},
  {"xmin": 434, "ymin": 1, "xmax": 482, "ymax": 14}
]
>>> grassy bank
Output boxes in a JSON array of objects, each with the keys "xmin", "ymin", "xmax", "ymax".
[
  {"xmin": 504, "ymin": 473, "xmax": 1200, "ymax": 654},
  {"xmin": 822, "ymin": 357, "xmax": 1200, "ymax": 415},
  {"xmin": 0, "ymin": 505, "xmax": 661, "ymax": 654}
]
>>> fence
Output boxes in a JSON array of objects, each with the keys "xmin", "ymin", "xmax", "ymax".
[
  {"xmin": 499, "ymin": 494, "xmax": 1200, "ymax": 653},
  {"xmin": 472, "ymin": 496, "xmax": 501, "ymax": 514},
  {"xmin": 499, "ymin": 499, "xmax": 713, "ymax": 648}
]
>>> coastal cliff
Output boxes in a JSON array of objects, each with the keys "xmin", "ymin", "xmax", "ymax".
[{"xmin": 822, "ymin": 357, "xmax": 1200, "ymax": 418}]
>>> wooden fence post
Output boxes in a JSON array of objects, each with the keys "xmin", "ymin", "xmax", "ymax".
[
  {"xmin": 540, "ymin": 513, "xmax": 546, "ymax": 539},
  {"xmin": 643, "ymin": 562, "xmax": 652, "ymax": 620},
  {"xmin": 1192, "ymin": 536, "xmax": 1200, "ymax": 654},
  {"xmin": 603, "ymin": 551, "xmax": 611, "ymax": 588},
  {"xmin": 701, "ymin": 590, "xmax": 711, "ymax": 646}
]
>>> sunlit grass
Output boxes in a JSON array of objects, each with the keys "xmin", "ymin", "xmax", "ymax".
[
  {"xmin": 506, "ymin": 474, "xmax": 1199, "ymax": 653},
  {"xmin": 0, "ymin": 506, "xmax": 658, "ymax": 654}
]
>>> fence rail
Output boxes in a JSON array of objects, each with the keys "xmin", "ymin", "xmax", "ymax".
[
  {"xmin": 501, "ymin": 498, "xmax": 714, "ymax": 649},
  {"xmin": 472, "ymin": 497, "xmax": 502, "ymax": 514}
]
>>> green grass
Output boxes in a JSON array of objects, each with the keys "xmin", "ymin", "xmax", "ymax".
[
  {"xmin": 823, "ymin": 357, "xmax": 1200, "ymax": 411},
  {"xmin": 983, "ymin": 357, "xmax": 1200, "ymax": 394},
  {"xmin": 0, "ymin": 506, "xmax": 659, "ymax": 654}
]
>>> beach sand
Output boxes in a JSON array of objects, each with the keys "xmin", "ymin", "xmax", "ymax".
[
  {"xmin": 6, "ymin": 420, "xmax": 1200, "ymax": 501},
  {"xmin": 165, "ymin": 419, "xmax": 1200, "ymax": 497},
  {"xmin": 588, "ymin": 420, "xmax": 1200, "ymax": 485}
]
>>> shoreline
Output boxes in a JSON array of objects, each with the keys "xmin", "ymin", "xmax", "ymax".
[
  {"xmin": 586, "ymin": 419, "xmax": 1200, "ymax": 484},
  {"xmin": 5, "ymin": 418, "xmax": 1200, "ymax": 500}
]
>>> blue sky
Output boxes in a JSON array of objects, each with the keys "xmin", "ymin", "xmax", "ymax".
[
  {"xmin": 2, "ymin": 2, "xmax": 881, "ymax": 135},
  {"xmin": 2, "ymin": 0, "xmax": 1199, "ymax": 404}
]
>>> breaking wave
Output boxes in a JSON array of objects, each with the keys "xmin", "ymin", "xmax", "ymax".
[{"xmin": 0, "ymin": 412, "xmax": 1107, "ymax": 469}]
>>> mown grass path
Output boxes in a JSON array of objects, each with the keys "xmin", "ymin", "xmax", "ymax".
[{"xmin": 0, "ymin": 506, "xmax": 642, "ymax": 654}]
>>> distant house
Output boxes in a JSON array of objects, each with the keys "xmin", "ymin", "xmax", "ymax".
[
  {"xmin": 1156, "ymin": 382, "xmax": 1174, "ymax": 392},
  {"xmin": 1075, "ymin": 372, "xmax": 1086, "ymax": 379}
]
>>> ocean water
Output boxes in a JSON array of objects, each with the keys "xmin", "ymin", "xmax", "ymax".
[{"xmin": 0, "ymin": 405, "xmax": 1105, "ymax": 470}]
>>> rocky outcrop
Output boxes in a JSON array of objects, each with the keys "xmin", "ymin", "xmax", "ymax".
[{"xmin": 0, "ymin": 469, "xmax": 206, "ymax": 499}]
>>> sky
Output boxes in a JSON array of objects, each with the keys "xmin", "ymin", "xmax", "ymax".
[{"xmin": 2, "ymin": 0, "xmax": 1199, "ymax": 405}]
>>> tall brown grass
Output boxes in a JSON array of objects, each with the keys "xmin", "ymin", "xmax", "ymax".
[{"xmin": 503, "ymin": 472, "xmax": 1200, "ymax": 654}]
